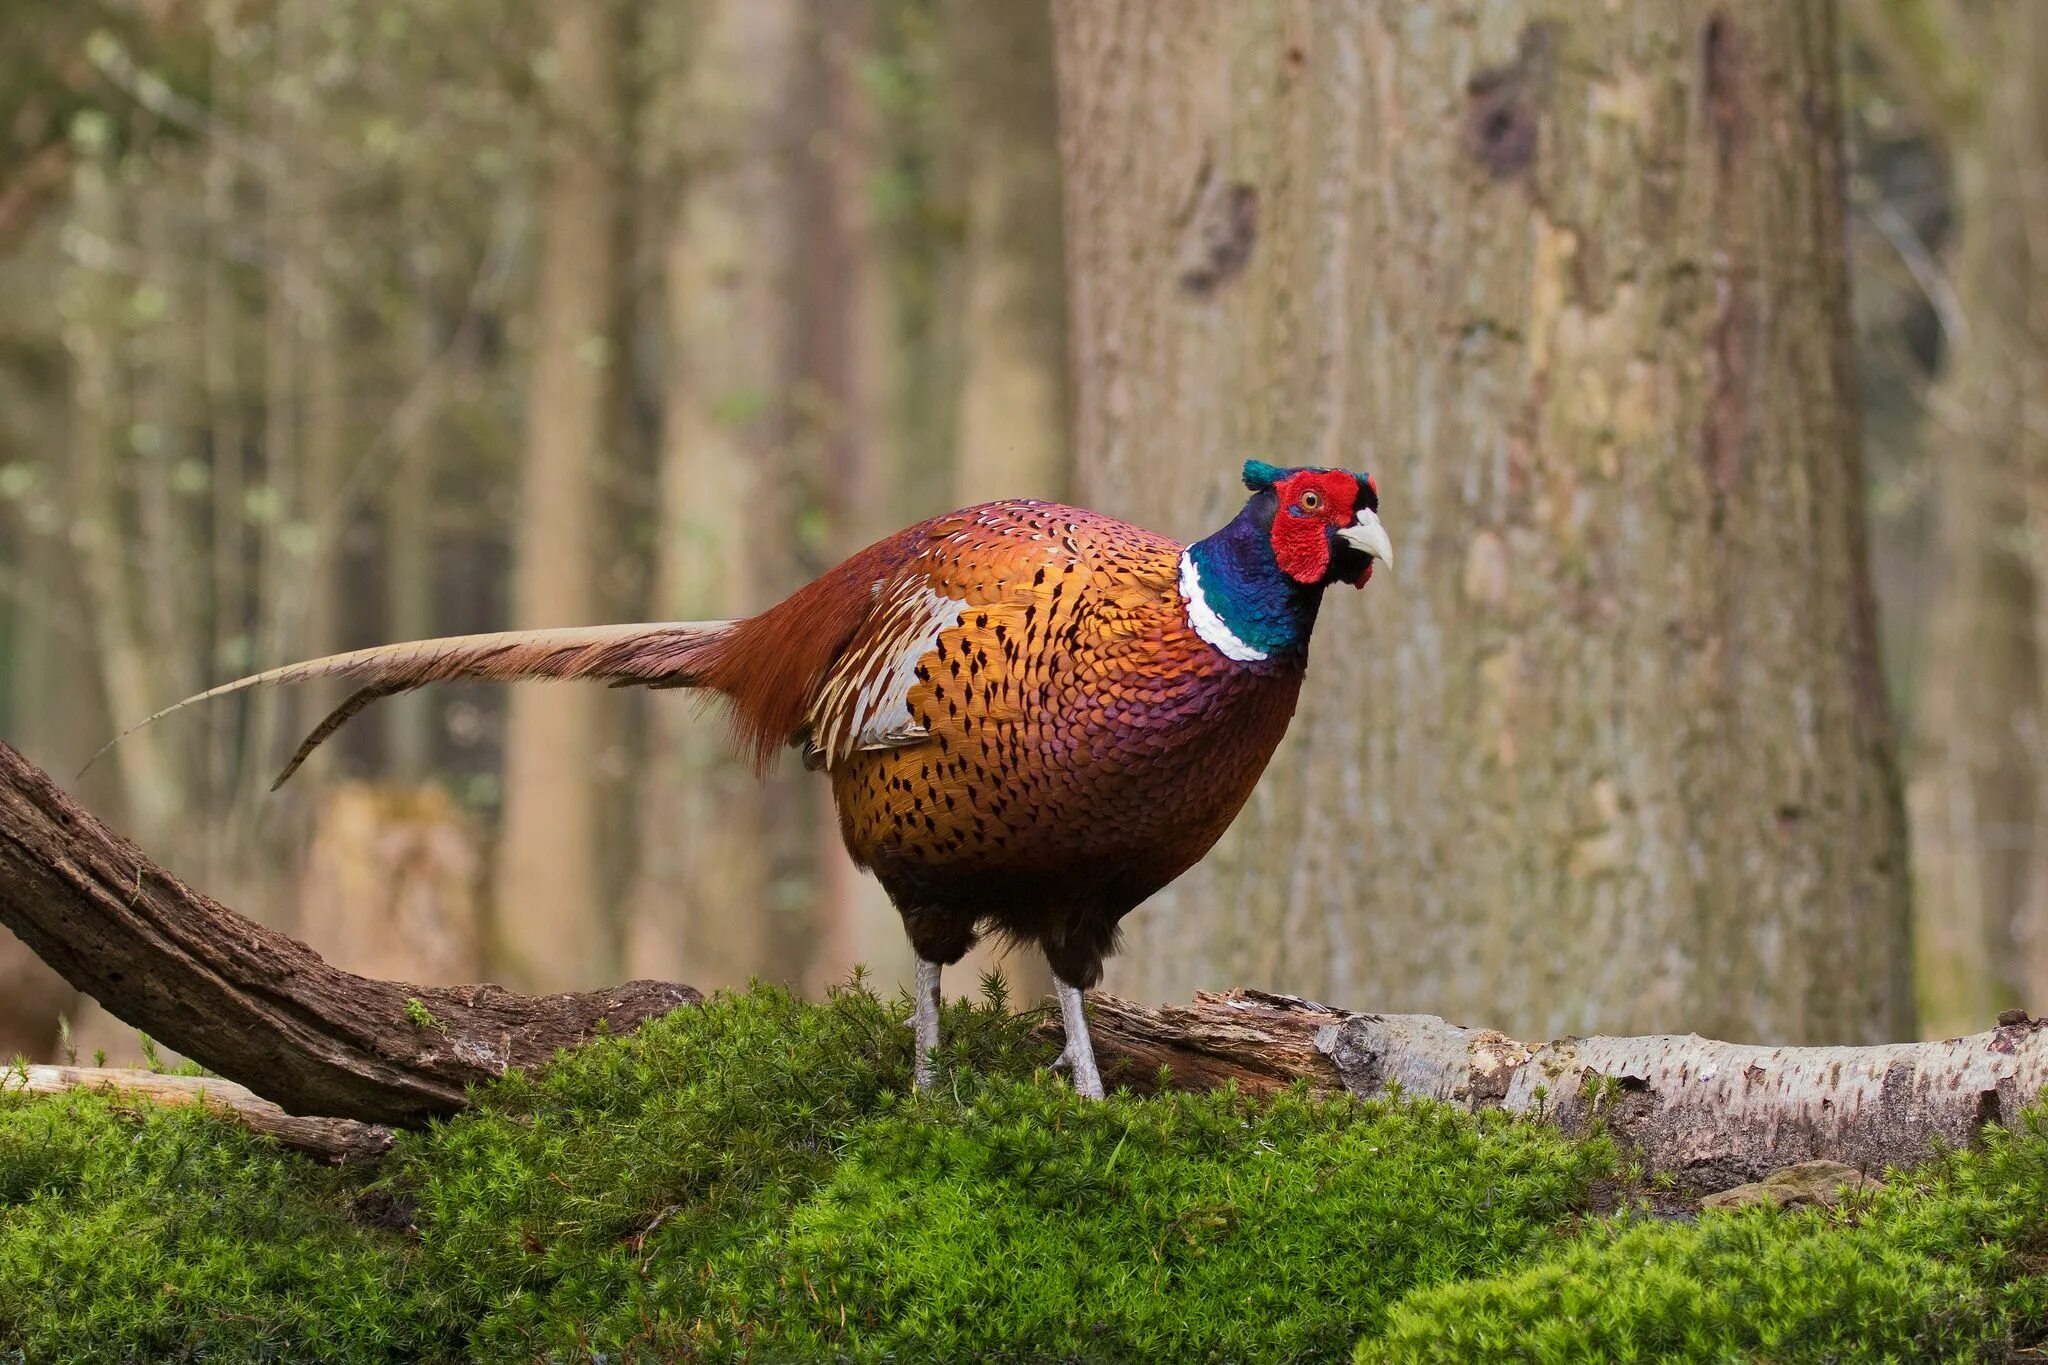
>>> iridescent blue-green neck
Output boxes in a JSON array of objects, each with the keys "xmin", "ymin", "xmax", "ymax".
[{"xmin": 1182, "ymin": 503, "xmax": 1324, "ymax": 661}]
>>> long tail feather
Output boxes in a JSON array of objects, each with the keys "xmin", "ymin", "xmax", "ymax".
[{"xmin": 87, "ymin": 620, "xmax": 734, "ymax": 784}]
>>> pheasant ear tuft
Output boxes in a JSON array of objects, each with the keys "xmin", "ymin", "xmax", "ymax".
[{"xmin": 1242, "ymin": 460, "xmax": 1286, "ymax": 492}]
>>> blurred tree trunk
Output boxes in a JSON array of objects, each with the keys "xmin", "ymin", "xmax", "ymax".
[
  {"xmin": 948, "ymin": 0, "xmax": 1070, "ymax": 508},
  {"xmin": 297, "ymin": 784, "xmax": 484, "ymax": 984},
  {"xmin": 66, "ymin": 133, "xmax": 181, "ymax": 846},
  {"xmin": 0, "ymin": 470, "xmax": 80, "ymax": 1059},
  {"xmin": 946, "ymin": 0, "xmax": 1069, "ymax": 1005},
  {"xmin": 200, "ymin": 81, "xmax": 251, "ymax": 875},
  {"xmin": 1053, "ymin": 1, "xmax": 1913, "ymax": 1044},
  {"xmin": 1883, "ymin": 0, "xmax": 2048, "ymax": 1034},
  {"xmin": 496, "ymin": 0, "xmax": 622, "ymax": 991},
  {"xmin": 626, "ymin": 0, "xmax": 802, "ymax": 991},
  {"xmin": 383, "ymin": 308, "xmax": 438, "ymax": 781},
  {"xmin": 795, "ymin": 0, "xmax": 906, "ymax": 994}
]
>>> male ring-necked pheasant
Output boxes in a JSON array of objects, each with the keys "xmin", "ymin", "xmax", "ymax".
[{"xmin": 112, "ymin": 460, "xmax": 1391, "ymax": 1096}]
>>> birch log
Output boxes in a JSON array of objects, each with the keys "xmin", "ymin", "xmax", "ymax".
[{"xmin": 1082, "ymin": 991, "xmax": 2048, "ymax": 1186}]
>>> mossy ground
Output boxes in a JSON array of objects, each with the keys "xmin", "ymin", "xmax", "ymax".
[{"xmin": 4, "ymin": 983, "xmax": 2047, "ymax": 1363}]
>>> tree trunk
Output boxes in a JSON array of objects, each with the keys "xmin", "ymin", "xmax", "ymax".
[
  {"xmin": 0, "ymin": 361, "xmax": 83, "ymax": 1062},
  {"xmin": 1900, "ymin": 0, "xmax": 2048, "ymax": 1037},
  {"xmin": 4, "ymin": 1067, "xmax": 395, "ymax": 1164},
  {"xmin": 497, "ymin": 0, "xmax": 622, "ymax": 991},
  {"xmin": 66, "ymin": 138, "xmax": 182, "ymax": 846},
  {"xmin": 296, "ymin": 784, "xmax": 484, "ymax": 985},
  {"xmin": 1074, "ymin": 990, "xmax": 2048, "ymax": 1189},
  {"xmin": 382, "ymin": 301, "xmax": 438, "ymax": 781},
  {"xmin": 948, "ymin": 0, "xmax": 1070, "ymax": 508},
  {"xmin": 1052, "ymin": 1, "xmax": 1912, "ymax": 1045},
  {"xmin": 626, "ymin": 0, "xmax": 802, "ymax": 992}
]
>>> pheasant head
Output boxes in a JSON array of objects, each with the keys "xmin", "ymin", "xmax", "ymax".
[{"xmin": 1177, "ymin": 460, "xmax": 1391, "ymax": 663}]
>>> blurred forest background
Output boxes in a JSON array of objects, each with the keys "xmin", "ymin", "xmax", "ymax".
[{"xmin": 0, "ymin": 0, "xmax": 2040, "ymax": 1065}]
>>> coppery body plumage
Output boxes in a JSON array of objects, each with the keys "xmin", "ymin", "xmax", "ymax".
[
  {"xmin": 108, "ymin": 462, "xmax": 1392, "ymax": 1096},
  {"xmin": 822, "ymin": 501, "xmax": 1304, "ymax": 988}
]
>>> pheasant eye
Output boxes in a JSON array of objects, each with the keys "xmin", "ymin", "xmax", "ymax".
[{"xmin": 1299, "ymin": 490, "xmax": 1323, "ymax": 512}]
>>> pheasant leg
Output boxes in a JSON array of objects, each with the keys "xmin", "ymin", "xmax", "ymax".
[
  {"xmin": 912, "ymin": 957, "xmax": 942, "ymax": 1090},
  {"xmin": 1054, "ymin": 979, "xmax": 1105, "ymax": 1099}
]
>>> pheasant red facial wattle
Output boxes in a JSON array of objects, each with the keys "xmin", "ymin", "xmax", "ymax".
[
  {"xmin": 1268, "ymin": 469, "xmax": 1364, "ymax": 586},
  {"xmin": 108, "ymin": 460, "xmax": 1391, "ymax": 1099}
]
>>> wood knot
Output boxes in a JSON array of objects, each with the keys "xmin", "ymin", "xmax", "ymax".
[
  {"xmin": 1177, "ymin": 166, "xmax": 1259, "ymax": 296},
  {"xmin": 1464, "ymin": 22, "xmax": 1554, "ymax": 183}
]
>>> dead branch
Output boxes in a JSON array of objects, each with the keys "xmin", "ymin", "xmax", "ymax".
[
  {"xmin": 0, "ymin": 741, "xmax": 699, "ymax": 1126},
  {"xmin": 3, "ymin": 1065, "xmax": 393, "ymax": 1163}
]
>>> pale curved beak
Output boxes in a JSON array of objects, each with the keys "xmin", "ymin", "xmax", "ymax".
[{"xmin": 1337, "ymin": 507, "xmax": 1393, "ymax": 570}]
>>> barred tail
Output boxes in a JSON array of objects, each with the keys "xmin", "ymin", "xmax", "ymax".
[{"xmin": 89, "ymin": 620, "xmax": 735, "ymax": 789}]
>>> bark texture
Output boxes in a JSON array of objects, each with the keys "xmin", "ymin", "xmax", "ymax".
[
  {"xmin": 1053, "ymin": 1, "xmax": 1912, "ymax": 1044},
  {"xmin": 1079, "ymin": 990, "xmax": 2048, "ymax": 1187},
  {"xmin": 0, "ymin": 742, "xmax": 698, "ymax": 1125},
  {"xmin": 497, "ymin": 0, "xmax": 622, "ymax": 991}
]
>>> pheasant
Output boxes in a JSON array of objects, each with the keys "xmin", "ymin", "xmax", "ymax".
[{"xmin": 108, "ymin": 460, "xmax": 1391, "ymax": 1097}]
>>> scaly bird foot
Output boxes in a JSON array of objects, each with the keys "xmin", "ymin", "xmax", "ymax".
[
  {"xmin": 912, "ymin": 956, "xmax": 942, "ymax": 1091},
  {"xmin": 1054, "ymin": 980, "xmax": 1106, "ymax": 1099}
]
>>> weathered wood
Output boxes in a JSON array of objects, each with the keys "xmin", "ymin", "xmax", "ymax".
[
  {"xmin": 3, "ymin": 1065, "xmax": 394, "ymax": 1164},
  {"xmin": 1082, "ymin": 991, "xmax": 2048, "ymax": 1186},
  {"xmin": 0, "ymin": 741, "xmax": 699, "ymax": 1126},
  {"xmin": 1081, "ymin": 989, "xmax": 1347, "ymax": 1094}
]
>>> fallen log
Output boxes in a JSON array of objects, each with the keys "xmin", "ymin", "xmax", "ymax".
[
  {"xmin": 2, "ymin": 1065, "xmax": 393, "ymax": 1163},
  {"xmin": 6, "ymin": 741, "xmax": 2046, "ymax": 1187},
  {"xmin": 0, "ymin": 742, "xmax": 698, "ymax": 1126},
  {"xmin": 1082, "ymin": 991, "xmax": 2048, "ymax": 1186}
]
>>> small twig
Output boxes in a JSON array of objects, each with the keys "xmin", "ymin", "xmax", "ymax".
[{"xmin": 631, "ymin": 1204, "xmax": 685, "ymax": 1272}]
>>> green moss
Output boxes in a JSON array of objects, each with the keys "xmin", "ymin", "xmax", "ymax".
[
  {"xmin": 397, "ymin": 980, "xmax": 1049, "ymax": 1359},
  {"xmin": 1359, "ymin": 1108, "xmax": 2048, "ymax": 1363},
  {"xmin": 404, "ymin": 997, "xmax": 447, "ymax": 1033},
  {"xmin": 716, "ymin": 1084, "xmax": 1608, "ymax": 1362},
  {"xmin": 4, "ymin": 984, "xmax": 2048, "ymax": 1364},
  {"xmin": 0, "ymin": 1090, "xmax": 439, "ymax": 1362}
]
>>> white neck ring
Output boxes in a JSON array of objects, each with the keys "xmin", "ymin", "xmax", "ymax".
[{"xmin": 1178, "ymin": 550, "xmax": 1269, "ymax": 663}]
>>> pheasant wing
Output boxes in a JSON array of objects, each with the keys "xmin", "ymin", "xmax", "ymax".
[{"xmin": 803, "ymin": 503, "xmax": 1178, "ymax": 770}]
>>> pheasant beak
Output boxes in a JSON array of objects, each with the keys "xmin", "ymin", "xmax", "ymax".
[{"xmin": 1337, "ymin": 508, "xmax": 1393, "ymax": 572}]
